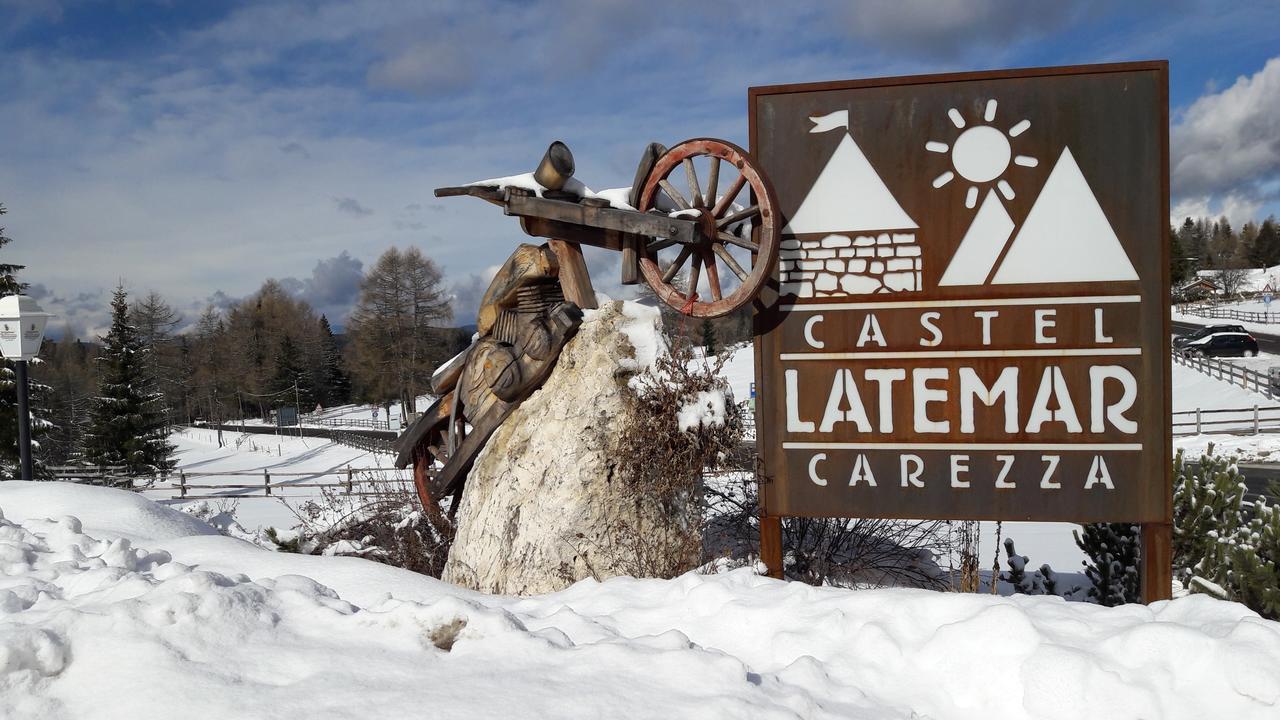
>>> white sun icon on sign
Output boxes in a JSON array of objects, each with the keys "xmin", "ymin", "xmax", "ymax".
[{"xmin": 926, "ymin": 99, "xmax": 1038, "ymax": 210}]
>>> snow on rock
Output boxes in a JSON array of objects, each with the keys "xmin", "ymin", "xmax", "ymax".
[
  {"xmin": 445, "ymin": 300, "xmax": 700, "ymax": 595},
  {"xmin": 1, "ymin": 484, "xmax": 1280, "ymax": 718}
]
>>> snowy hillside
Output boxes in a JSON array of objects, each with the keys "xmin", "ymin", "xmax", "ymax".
[{"xmin": 2, "ymin": 481, "xmax": 1278, "ymax": 719}]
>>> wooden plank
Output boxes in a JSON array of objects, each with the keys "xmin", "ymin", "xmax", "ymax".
[
  {"xmin": 760, "ymin": 515, "xmax": 784, "ymax": 579},
  {"xmin": 547, "ymin": 239, "xmax": 598, "ymax": 310},
  {"xmin": 1141, "ymin": 522, "xmax": 1173, "ymax": 602},
  {"xmin": 506, "ymin": 193, "xmax": 698, "ymax": 245},
  {"xmin": 520, "ymin": 216, "xmax": 630, "ymax": 252}
]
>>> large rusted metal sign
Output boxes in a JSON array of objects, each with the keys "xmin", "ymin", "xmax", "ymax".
[{"xmin": 750, "ymin": 63, "xmax": 1170, "ymax": 525}]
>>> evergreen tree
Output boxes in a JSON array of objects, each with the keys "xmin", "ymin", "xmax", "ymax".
[
  {"xmin": 700, "ymin": 318, "xmax": 717, "ymax": 355},
  {"xmin": 129, "ymin": 291, "xmax": 182, "ymax": 430},
  {"xmin": 270, "ymin": 334, "xmax": 313, "ymax": 411},
  {"xmin": 313, "ymin": 315, "xmax": 350, "ymax": 407},
  {"xmin": 1170, "ymin": 225, "xmax": 1189, "ymax": 286},
  {"xmin": 85, "ymin": 285, "xmax": 174, "ymax": 475},
  {"xmin": 1255, "ymin": 217, "xmax": 1280, "ymax": 269},
  {"xmin": 1173, "ymin": 449, "xmax": 1279, "ymax": 619},
  {"xmin": 1074, "ymin": 522, "xmax": 1141, "ymax": 606},
  {"xmin": 1178, "ymin": 217, "xmax": 1206, "ymax": 271},
  {"xmin": 0, "ymin": 203, "xmax": 52, "ymax": 478}
]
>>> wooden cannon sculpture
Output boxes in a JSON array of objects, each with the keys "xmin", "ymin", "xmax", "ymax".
[{"xmin": 393, "ymin": 138, "xmax": 780, "ymax": 513}]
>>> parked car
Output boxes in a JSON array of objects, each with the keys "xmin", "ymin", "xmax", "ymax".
[
  {"xmin": 1181, "ymin": 332, "xmax": 1260, "ymax": 358},
  {"xmin": 1173, "ymin": 324, "xmax": 1247, "ymax": 348}
]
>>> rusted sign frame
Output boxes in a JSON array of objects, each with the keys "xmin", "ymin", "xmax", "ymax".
[{"xmin": 749, "ymin": 61, "xmax": 1172, "ymax": 602}]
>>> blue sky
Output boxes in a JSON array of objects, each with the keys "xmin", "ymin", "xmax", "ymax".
[{"xmin": 1, "ymin": 0, "xmax": 1277, "ymax": 337}]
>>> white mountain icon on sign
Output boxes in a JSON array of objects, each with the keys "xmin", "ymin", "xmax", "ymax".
[
  {"xmin": 991, "ymin": 147, "xmax": 1138, "ymax": 284},
  {"xmin": 783, "ymin": 133, "xmax": 918, "ymax": 235},
  {"xmin": 777, "ymin": 110, "xmax": 925, "ymax": 298}
]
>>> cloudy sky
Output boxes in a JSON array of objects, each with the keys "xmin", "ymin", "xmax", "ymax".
[{"xmin": 1, "ymin": 0, "xmax": 1277, "ymax": 338}]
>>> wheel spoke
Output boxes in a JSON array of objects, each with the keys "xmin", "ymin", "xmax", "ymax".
[
  {"xmin": 662, "ymin": 246, "xmax": 693, "ymax": 283},
  {"xmin": 687, "ymin": 253, "xmax": 701, "ymax": 298},
  {"xmin": 713, "ymin": 243, "xmax": 749, "ymax": 281},
  {"xmin": 719, "ymin": 231, "xmax": 760, "ymax": 253},
  {"xmin": 705, "ymin": 156, "xmax": 720, "ymax": 210},
  {"xmin": 711, "ymin": 174, "xmax": 748, "ymax": 218},
  {"xmin": 682, "ymin": 158, "xmax": 703, "ymax": 208},
  {"xmin": 659, "ymin": 179, "xmax": 691, "ymax": 210},
  {"xmin": 717, "ymin": 204, "xmax": 759, "ymax": 229},
  {"xmin": 702, "ymin": 249, "xmax": 722, "ymax": 301},
  {"xmin": 647, "ymin": 238, "xmax": 677, "ymax": 253}
]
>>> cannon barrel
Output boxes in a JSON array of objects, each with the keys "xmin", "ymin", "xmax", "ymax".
[{"xmin": 533, "ymin": 141, "xmax": 575, "ymax": 191}]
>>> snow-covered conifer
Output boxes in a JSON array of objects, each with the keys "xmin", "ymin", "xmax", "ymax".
[{"xmin": 85, "ymin": 285, "xmax": 174, "ymax": 475}]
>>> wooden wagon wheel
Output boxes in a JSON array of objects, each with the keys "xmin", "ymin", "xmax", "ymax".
[{"xmin": 637, "ymin": 138, "xmax": 780, "ymax": 318}]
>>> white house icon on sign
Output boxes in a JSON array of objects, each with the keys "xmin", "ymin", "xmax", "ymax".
[{"xmin": 778, "ymin": 110, "xmax": 923, "ymax": 298}]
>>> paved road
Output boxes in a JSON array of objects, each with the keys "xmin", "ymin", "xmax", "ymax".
[{"xmin": 1172, "ymin": 319, "xmax": 1280, "ymax": 355}]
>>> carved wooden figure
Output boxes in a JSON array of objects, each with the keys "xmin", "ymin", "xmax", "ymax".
[{"xmin": 396, "ymin": 138, "xmax": 780, "ymax": 510}]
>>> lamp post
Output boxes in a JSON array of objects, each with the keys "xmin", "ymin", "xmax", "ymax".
[{"xmin": 0, "ymin": 296, "xmax": 53, "ymax": 481}]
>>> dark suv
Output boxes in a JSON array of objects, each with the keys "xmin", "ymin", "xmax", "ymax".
[
  {"xmin": 1182, "ymin": 332, "xmax": 1260, "ymax": 358},
  {"xmin": 1173, "ymin": 324, "xmax": 1247, "ymax": 349}
]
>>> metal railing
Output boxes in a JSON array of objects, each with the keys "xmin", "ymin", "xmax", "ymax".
[{"xmin": 297, "ymin": 415, "xmax": 393, "ymax": 431}]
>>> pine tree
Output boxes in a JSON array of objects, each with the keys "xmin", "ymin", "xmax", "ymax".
[
  {"xmin": 314, "ymin": 315, "xmax": 350, "ymax": 407},
  {"xmin": 0, "ymin": 203, "xmax": 52, "ymax": 479},
  {"xmin": 1170, "ymin": 226, "xmax": 1189, "ymax": 286},
  {"xmin": 1255, "ymin": 217, "xmax": 1280, "ymax": 269},
  {"xmin": 700, "ymin": 318, "xmax": 717, "ymax": 355},
  {"xmin": 1173, "ymin": 449, "xmax": 1279, "ymax": 619},
  {"xmin": 129, "ymin": 291, "xmax": 181, "ymax": 430},
  {"xmin": 1074, "ymin": 522, "xmax": 1141, "ymax": 606},
  {"xmin": 85, "ymin": 285, "xmax": 174, "ymax": 475},
  {"xmin": 270, "ymin": 334, "xmax": 314, "ymax": 411}
]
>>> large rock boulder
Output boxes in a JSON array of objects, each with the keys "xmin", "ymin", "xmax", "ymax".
[{"xmin": 442, "ymin": 300, "xmax": 701, "ymax": 595}]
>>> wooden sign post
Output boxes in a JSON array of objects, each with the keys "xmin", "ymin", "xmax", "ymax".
[{"xmin": 750, "ymin": 62, "xmax": 1172, "ymax": 601}]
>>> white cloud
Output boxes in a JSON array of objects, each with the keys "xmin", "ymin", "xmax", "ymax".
[
  {"xmin": 1172, "ymin": 56, "xmax": 1280, "ymax": 201},
  {"xmin": 1171, "ymin": 194, "xmax": 1265, "ymax": 228}
]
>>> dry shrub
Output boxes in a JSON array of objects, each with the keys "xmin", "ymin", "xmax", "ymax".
[
  {"xmin": 603, "ymin": 339, "xmax": 745, "ymax": 578},
  {"xmin": 704, "ymin": 469, "xmax": 952, "ymax": 590},
  {"xmin": 275, "ymin": 470, "xmax": 454, "ymax": 577}
]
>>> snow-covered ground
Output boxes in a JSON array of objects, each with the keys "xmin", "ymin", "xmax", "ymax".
[
  {"xmin": 155, "ymin": 428, "xmax": 404, "ymax": 531},
  {"xmin": 2, "ymin": 481, "xmax": 1278, "ymax": 719}
]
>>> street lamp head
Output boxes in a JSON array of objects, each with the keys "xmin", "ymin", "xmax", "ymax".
[{"xmin": 0, "ymin": 295, "xmax": 54, "ymax": 361}]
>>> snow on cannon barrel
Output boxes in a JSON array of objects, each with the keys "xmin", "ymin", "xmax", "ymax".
[{"xmin": 433, "ymin": 137, "xmax": 781, "ymax": 319}]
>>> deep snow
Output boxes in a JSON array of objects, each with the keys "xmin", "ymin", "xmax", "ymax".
[{"xmin": 2, "ymin": 481, "xmax": 1279, "ymax": 719}]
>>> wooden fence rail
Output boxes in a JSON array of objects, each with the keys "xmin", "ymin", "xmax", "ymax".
[
  {"xmin": 1173, "ymin": 350, "xmax": 1277, "ymax": 398},
  {"xmin": 167, "ymin": 467, "xmax": 416, "ymax": 500},
  {"xmin": 1177, "ymin": 304, "xmax": 1280, "ymax": 324}
]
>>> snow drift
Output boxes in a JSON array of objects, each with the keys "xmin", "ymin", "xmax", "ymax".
[{"xmin": 1, "ymin": 482, "xmax": 1279, "ymax": 719}]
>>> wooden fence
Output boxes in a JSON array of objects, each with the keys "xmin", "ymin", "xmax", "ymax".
[
  {"xmin": 1172, "ymin": 406, "xmax": 1280, "ymax": 436},
  {"xmin": 1177, "ymin": 304, "xmax": 1280, "ymax": 324},
  {"xmin": 164, "ymin": 467, "xmax": 416, "ymax": 500},
  {"xmin": 47, "ymin": 465, "xmax": 135, "ymax": 487},
  {"xmin": 1174, "ymin": 350, "xmax": 1277, "ymax": 398}
]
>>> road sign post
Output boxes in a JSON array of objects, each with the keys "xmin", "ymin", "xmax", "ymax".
[{"xmin": 750, "ymin": 62, "xmax": 1171, "ymax": 601}]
